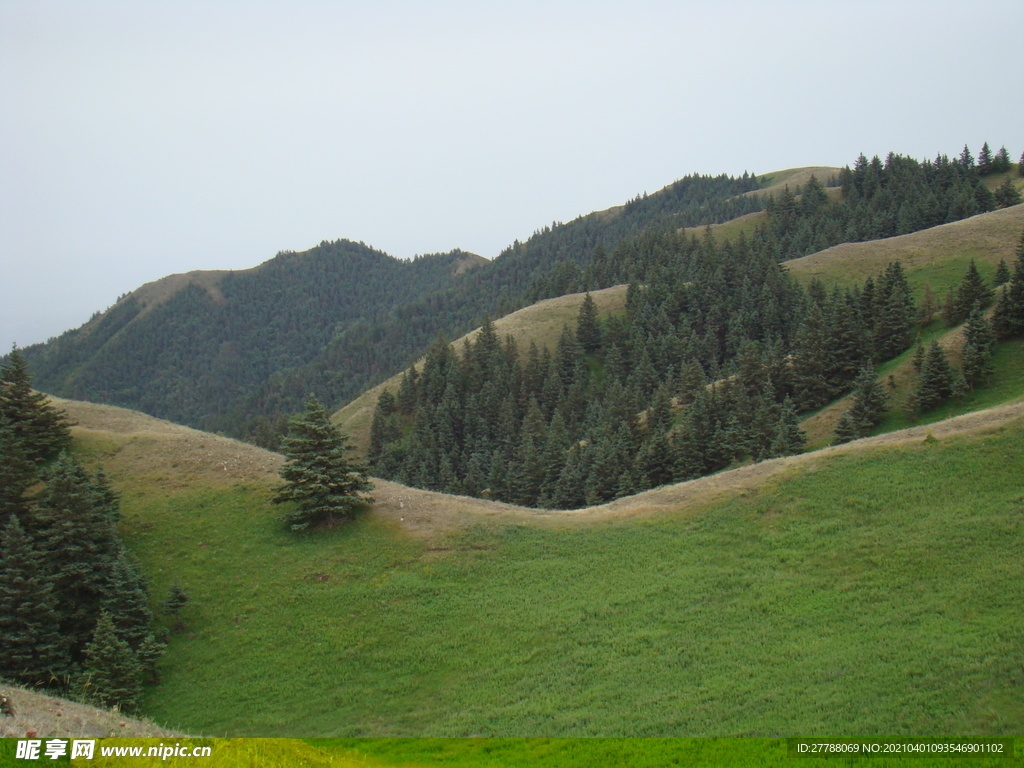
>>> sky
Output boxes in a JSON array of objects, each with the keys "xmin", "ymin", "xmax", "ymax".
[{"xmin": 2, "ymin": 0, "xmax": 1022, "ymax": 353}]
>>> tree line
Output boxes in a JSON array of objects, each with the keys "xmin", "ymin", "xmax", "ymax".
[
  {"xmin": 0, "ymin": 350, "xmax": 176, "ymax": 712},
  {"xmin": 13, "ymin": 144, "xmax": 1020, "ymax": 447},
  {"xmin": 366, "ymin": 224, "xmax": 1024, "ymax": 508}
]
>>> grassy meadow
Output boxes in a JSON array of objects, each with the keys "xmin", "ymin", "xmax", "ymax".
[{"xmin": 69, "ymin": 406, "xmax": 1024, "ymax": 739}]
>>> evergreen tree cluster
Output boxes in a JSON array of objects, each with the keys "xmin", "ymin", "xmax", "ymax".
[
  {"xmin": 992, "ymin": 230, "xmax": 1024, "ymax": 340},
  {"xmin": 368, "ymin": 245, "xmax": 926, "ymax": 508},
  {"xmin": 762, "ymin": 146, "xmax": 1018, "ymax": 261},
  {"xmin": 14, "ymin": 144, "xmax": 1016, "ymax": 447},
  {"xmin": 0, "ymin": 350, "xmax": 162, "ymax": 712}
]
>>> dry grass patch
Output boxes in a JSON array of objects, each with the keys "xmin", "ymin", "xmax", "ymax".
[
  {"xmin": 784, "ymin": 203, "xmax": 1024, "ymax": 292},
  {"xmin": 746, "ymin": 166, "xmax": 843, "ymax": 196},
  {"xmin": 58, "ymin": 393, "xmax": 1024, "ymax": 542},
  {"xmin": 0, "ymin": 682, "xmax": 183, "ymax": 739},
  {"xmin": 55, "ymin": 398, "xmax": 283, "ymax": 488}
]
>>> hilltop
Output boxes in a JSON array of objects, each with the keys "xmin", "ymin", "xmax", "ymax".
[{"xmin": 14, "ymin": 169, "xmax": 765, "ymax": 444}]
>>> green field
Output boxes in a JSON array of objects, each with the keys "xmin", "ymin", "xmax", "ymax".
[{"xmin": 74, "ymin": 408, "xmax": 1024, "ymax": 739}]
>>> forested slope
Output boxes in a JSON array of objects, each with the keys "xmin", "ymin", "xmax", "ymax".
[{"xmin": 14, "ymin": 145, "xmax": 1022, "ymax": 449}]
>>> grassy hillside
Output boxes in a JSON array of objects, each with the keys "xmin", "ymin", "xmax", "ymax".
[
  {"xmin": 333, "ymin": 285, "xmax": 628, "ymax": 455},
  {"xmin": 784, "ymin": 203, "xmax": 1024, "ymax": 297},
  {"xmin": 57, "ymin": 395, "xmax": 1024, "ymax": 738}
]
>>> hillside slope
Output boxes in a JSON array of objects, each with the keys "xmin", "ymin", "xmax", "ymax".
[
  {"xmin": 58, "ymin": 395, "xmax": 1024, "ymax": 737},
  {"xmin": 333, "ymin": 285, "xmax": 629, "ymax": 455},
  {"xmin": 784, "ymin": 202, "xmax": 1024, "ymax": 292},
  {"xmin": 21, "ymin": 243, "xmax": 483, "ymax": 436},
  {"xmin": 15, "ymin": 171, "xmax": 765, "ymax": 443}
]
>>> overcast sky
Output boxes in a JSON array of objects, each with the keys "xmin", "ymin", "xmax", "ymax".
[{"xmin": 2, "ymin": 0, "xmax": 1022, "ymax": 352}]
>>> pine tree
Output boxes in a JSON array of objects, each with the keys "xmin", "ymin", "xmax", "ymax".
[
  {"xmin": 994, "ymin": 259, "xmax": 1011, "ymax": 286},
  {"xmin": 576, "ymin": 292, "xmax": 602, "ymax": 354},
  {"xmin": 29, "ymin": 452, "xmax": 121, "ymax": 658},
  {"xmin": 75, "ymin": 612, "xmax": 143, "ymax": 711},
  {"xmin": 0, "ymin": 348, "xmax": 72, "ymax": 464},
  {"xmin": 991, "ymin": 231, "xmax": 1024, "ymax": 339},
  {"xmin": 994, "ymin": 178, "xmax": 1022, "ymax": 208},
  {"xmin": 833, "ymin": 367, "xmax": 887, "ymax": 444},
  {"xmin": 977, "ymin": 142, "xmax": 993, "ymax": 174},
  {"xmin": 0, "ymin": 516, "xmax": 68, "ymax": 686},
  {"xmin": 960, "ymin": 305, "xmax": 996, "ymax": 388},
  {"xmin": 768, "ymin": 397, "xmax": 805, "ymax": 457},
  {"xmin": 162, "ymin": 582, "xmax": 191, "ymax": 629},
  {"xmin": 993, "ymin": 146, "xmax": 1011, "ymax": 173},
  {"xmin": 915, "ymin": 341, "xmax": 954, "ymax": 411},
  {"xmin": 0, "ymin": 416, "xmax": 34, "ymax": 528},
  {"xmin": 273, "ymin": 395, "xmax": 373, "ymax": 530},
  {"xmin": 952, "ymin": 260, "xmax": 994, "ymax": 323}
]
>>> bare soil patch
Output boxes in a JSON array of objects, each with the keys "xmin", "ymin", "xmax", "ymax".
[{"xmin": 0, "ymin": 683, "xmax": 182, "ymax": 739}]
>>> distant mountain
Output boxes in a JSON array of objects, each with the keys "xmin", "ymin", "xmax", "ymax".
[
  {"xmin": 18, "ymin": 171, "xmax": 766, "ymax": 438},
  {"xmin": 17, "ymin": 148, "xmax": 1018, "ymax": 445},
  {"xmin": 20, "ymin": 242, "xmax": 485, "ymax": 435}
]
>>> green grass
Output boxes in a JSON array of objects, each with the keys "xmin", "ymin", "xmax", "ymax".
[
  {"xmin": 874, "ymin": 336, "xmax": 1024, "ymax": 435},
  {"xmin": 82, "ymin": 414, "xmax": 1024, "ymax": 739}
]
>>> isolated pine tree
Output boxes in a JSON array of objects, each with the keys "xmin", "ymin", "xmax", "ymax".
[
  {"xmin": 162, "ymin": 582, "xmax": 190, "ymax": 621},
  {"xmin": 274, "ymin": 395, "xmax": 373, "ymax": 530}
]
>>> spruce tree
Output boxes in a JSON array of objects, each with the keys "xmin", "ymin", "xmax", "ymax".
[
  {"xmin": 75, "ymin": 612, "xmax": 143, "ymax": 711},
  {"xmin": 833, "ymin": 367, "xmax": 887, "ymax": 444},
  {"xmin": 273, "ymin": 395, "xmax": 373, "ymax": 530},
  {"xmin": 30, "ymin": 452, "xmax": 121, "ymax": 658},
  {"xmin": 915, "ymin": 341, "xmax": 954, "ymax": 411},
  {"xmin": 0, "ymin": 417, "xmax": 34, "ymax": 528},
  {"xmin": 0, "ymin": 516, "xmax": 68, "ymax": 686},
  {"xmin": 0, "ymin": 348, "xmax": 72, "ymax": 464},
  {"xmin": 953, "ymin": 260, "xmax": 994, "ymax": 324},
  {"xmin": 991, "ymin": 231, "xmax": 1024, "ymax": 339},
  {"xmin": 960, "ymin": 304, "xmax": 995, "ymax": 388},
  {"xmin": 994, "ymin": 178, "xmax": 1022, "ymax": 208},
  {"xmin": 977, "ymin": 142, "xmax": 993, "ymax": 174},
  {"xmin": 994, "ymin": 259, "xmax": 1011, "ymax": 286},
  {"xmin": 768, "ymin": 397, "xmax": 805, "ymax": 457},
  {"xmin": 576, "ymin": 292, "xmax": 602, "ymax": 354}
]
